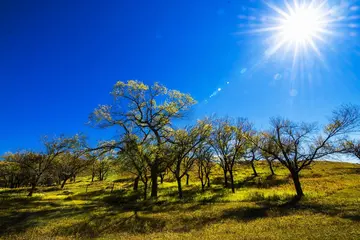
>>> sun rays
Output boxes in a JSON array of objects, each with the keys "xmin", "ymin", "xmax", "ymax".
[{"xmin": 263, "ymin": 0, "xmax": 334, "ymax": 64}]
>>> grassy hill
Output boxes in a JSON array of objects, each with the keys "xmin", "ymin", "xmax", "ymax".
[{"xmin": 1, "ymin": 161, "xmax": 359, "ymax": 239}]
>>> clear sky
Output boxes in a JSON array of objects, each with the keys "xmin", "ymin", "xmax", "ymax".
[{"xmin": 1, "ymin": 0, "xmax": 360, "ymax": 154}]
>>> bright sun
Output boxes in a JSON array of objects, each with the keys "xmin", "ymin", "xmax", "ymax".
[
  {"xmin": 281, "ymin": 7, "xmax": 323, "ymax": 42},
  {"xmin": 263, "ymin": 0, "xmax": 332, "ymax": 59}
]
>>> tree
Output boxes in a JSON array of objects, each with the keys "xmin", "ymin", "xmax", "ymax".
[
  {"xmin": 97, "ymin": 156, "xmax": 111, "ymax": 181},
  {"xmin": 56, "ymin": 152, "xmax": 90, "ymax": 189},
  {"xmin": 259, "ymin": 136, "xmax": 278, "ymax": 176},
  {"xmin": 195, "ymin": 143, "xmax": 214, "ymax": 191},
  {"xmin": 258, "ymin": 105, "xmax": 360, "ymax": 200},
  {"xmin": 210, "ymin": 117, "xmax": 252, "ymax": 193},
  {"xmin": 55, "ymin": 136, "xmax": 88, "ymax": 188},
  {"xmin": 119, "ymin": 134, "xmax": 153, "ymax": 200},
  {"xmin": 85, "ymin": 151, "xmax": 99, "ymax": 183},
  {"xmin": 0, "ymin": 160, "xmax": 24, "ymax": 188},
  {"xmin": 168, "ymin": 121, "xmax": 211, "ymax": 198},
  {"xmin": 343, "ymin": 140, "xmax": 360, "ymax": 161},
  {"xmin": 244, "ymin": 133, "xmax": 261, "ymax": 177},
  {"xmin": 90, "ymin": 80, "xmax": 196, "ymax": 198},
  {"xmin": 4, "ymin": 135, "xmax": 82, "ymax": 196}
]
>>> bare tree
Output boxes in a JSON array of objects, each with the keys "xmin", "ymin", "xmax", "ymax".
[
  {"xmin": 195, "ymin": 143, "xmax": 214, "ymax": 191},
  {"xmin": 119, "ymin": 134, "xmax": 152, "ymax": 200},
  {"xmin": 56, "ymin": 151, "xmax": 91, "ymax": 189},
  {"xmin": 4, "ymin": 135, "xmax": 82, "ymax": 196},
  {"xmin": 343, "ymin": 139, "xmax": 360, "ymax": 161},
  {"xmin": 259, "ymin": 136, "xmax": 279, "ymax": 176},
  {"xmin": 244, "ymin": 133, "xmax": 262, "ymax": 177},
  {"xmin": 210, "ymin": 117, "xmax": 252, "ymax": 193},
  {"xmin": 168, "ymin": 121, "xmax": 211, "ymax": 198},
  {"xmin": 258, "ymin": 104, "xmax": 360, "ymax": 200},
  {"xmin": 97, "ymin": 156, "xmax": 111, "ymax": 181}
]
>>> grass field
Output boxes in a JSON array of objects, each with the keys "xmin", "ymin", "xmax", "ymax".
[{"xmin": 1, "ymin": 161, "xmax": 359, "ymax": 239}]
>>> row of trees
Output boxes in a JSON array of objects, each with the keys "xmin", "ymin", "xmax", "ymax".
[
  {"xmin": 1, "ymin": 80, "xmax": 360, "ymax": 201},
  {"xmin": 0, "ymin": 136, "xmax": 112, "ymax": 196},
  {"xmin": 90, "ymin": 80, "xmax": 360, "ymax": 200}
]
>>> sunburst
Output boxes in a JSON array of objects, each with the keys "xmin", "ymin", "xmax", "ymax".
[{"xmin": 264, "ymin": 0, "xmax": 333, "ymax": 61}]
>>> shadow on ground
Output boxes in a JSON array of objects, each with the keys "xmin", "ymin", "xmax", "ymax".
[{"xmin": 1, "ymin": 182, "xmax": 359, "ymax": 238}]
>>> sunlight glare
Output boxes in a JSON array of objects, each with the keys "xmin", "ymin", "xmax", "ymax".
[
  {"xmin": 281, "ymin": 6, "xmax": 323, "ymax": 43},
  {"xmin": 264, "ymin": 0, "xmax": 333, "ymax": 60}
]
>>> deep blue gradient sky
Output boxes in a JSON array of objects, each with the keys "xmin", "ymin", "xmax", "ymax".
[{"xmin": 1, "ymin": 0, "xmax": 360, "ymax": 153}]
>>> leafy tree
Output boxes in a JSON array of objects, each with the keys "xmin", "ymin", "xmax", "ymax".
[
  {"xmin": 90, "ymin": 80, "xmax": 196, "ymax": 198},
  {"xmin": 0, "ymin": 160, "xmax": 24, "ymax": 188},
  {"xmin": 258, "ymin": 105, "xmax": 360, "ymax": 200}
]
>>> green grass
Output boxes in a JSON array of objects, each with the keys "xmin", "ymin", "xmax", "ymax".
[{"xmin": 1, "ymin": 161, "xmax": 359, "ymax": 239}]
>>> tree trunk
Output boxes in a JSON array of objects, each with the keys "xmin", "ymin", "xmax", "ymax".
[
  {"xmin": 251, "ymin": 161, "xmax": 258, "ymax": 176},
  {"xmin": 223, "ymin": 168, "xmax": 228, "ymax": 187},
  {"xmin": 99, "ymin": 168, "xmax": 103, "ymax": 181},
  {"xmin": 268, "ymin": 160, "xmax": 275, "ymax": 175},
  {"xmin": 291, "ymin": 170, "xmax": 304, "ymax": 199},
  {"xmin": 176, "ymin": 177, "xmax": 183, "ymax": 199},
  {"xmin": 61, "ymin": 178, "xmax": 68, "ymax": 189},
  {"xmin": 143, "ymin": 181, "xmax": 148, "ymax": 200},
  {"xmin": 91, "ymin": 173, "xmax": 95, "ymax": 182},
  {"xmin": 133, "ymin": 176, "xmax": 139, "ymax": 191},
  {"xmin": 207, "ymin": 176, "xmax": 211, "ymax": 188},
  {"xmin": 186, "ymin": 173, "xmax": 189, "ymax": 186},
  {"xmin": 28, "ymin": 182, "xmax": 36, "ymax": 197},
  {"xmin": 160, "ymin": 174, "xmax": 164, "ymax": 184},
  {"xmin": 229, "ymin": 170, "xmax": 235, "ymax": 193},
  {"xmin": 150, "ymin": 163, "xmax": 158, "ymax": 198}
]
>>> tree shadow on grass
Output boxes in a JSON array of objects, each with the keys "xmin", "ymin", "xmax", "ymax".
[
  {"xmin": 220, "ymin": 197, "xmax": 304, "ymax": 223},
  {"xmin": 161, "ymin": 185, "xmax": 201, "ymax": 202},
  {"xmin": 102, "ymin": 190, "xmax": 142, "ymax": 209},
  {"xmin": 236, "ymin": 175, "xmax": 289, "ymax": 189},
  {"xmin": 0, "ymin": 188, "xmax": 28, "ymax": 195},
  {"xmin": 235, "ymin": 175, "xmax": 257, "ymax": 188},
  {"xmin": 113, "ymin": 177, "xmax": 134, "ymax": 183},
  {"xmin": 65, "ymin": 189, "xmax": 106, "ymax": 200},
  {"xmin": 295, "ymin": 202, "xmax": 360, "ymax": 222},
  {"xmin": 211, "ymin": 176, "xmax": 226, "ymax": 186},
  {"xmin": 0, "ymin": 196, "xmax": 43, "ymax": 209},
  {"xmin": 221, "ymin": 196, "xmax": 360, "ymax": 223},
  {"xmin": 0, "ymin": 203, "xmax": 97, "ymax": 237},
  {"xmin": 54, "ymin": 211, "xmax": 166, "ymax": 238}
]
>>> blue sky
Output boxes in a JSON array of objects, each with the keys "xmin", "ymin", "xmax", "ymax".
[{"xmin": 1, "ymin": 0, "xmax": 360, "ymax": 153}]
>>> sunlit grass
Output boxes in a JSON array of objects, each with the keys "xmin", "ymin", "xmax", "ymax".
[{"xmin": 1, "ymin": 161, "xmax": 359, "ymax": 239}]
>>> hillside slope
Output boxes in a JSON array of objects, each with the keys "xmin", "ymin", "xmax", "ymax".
[{"xmin": 1, "ymin": 161, "xmax": 359, "ymax": 239}]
